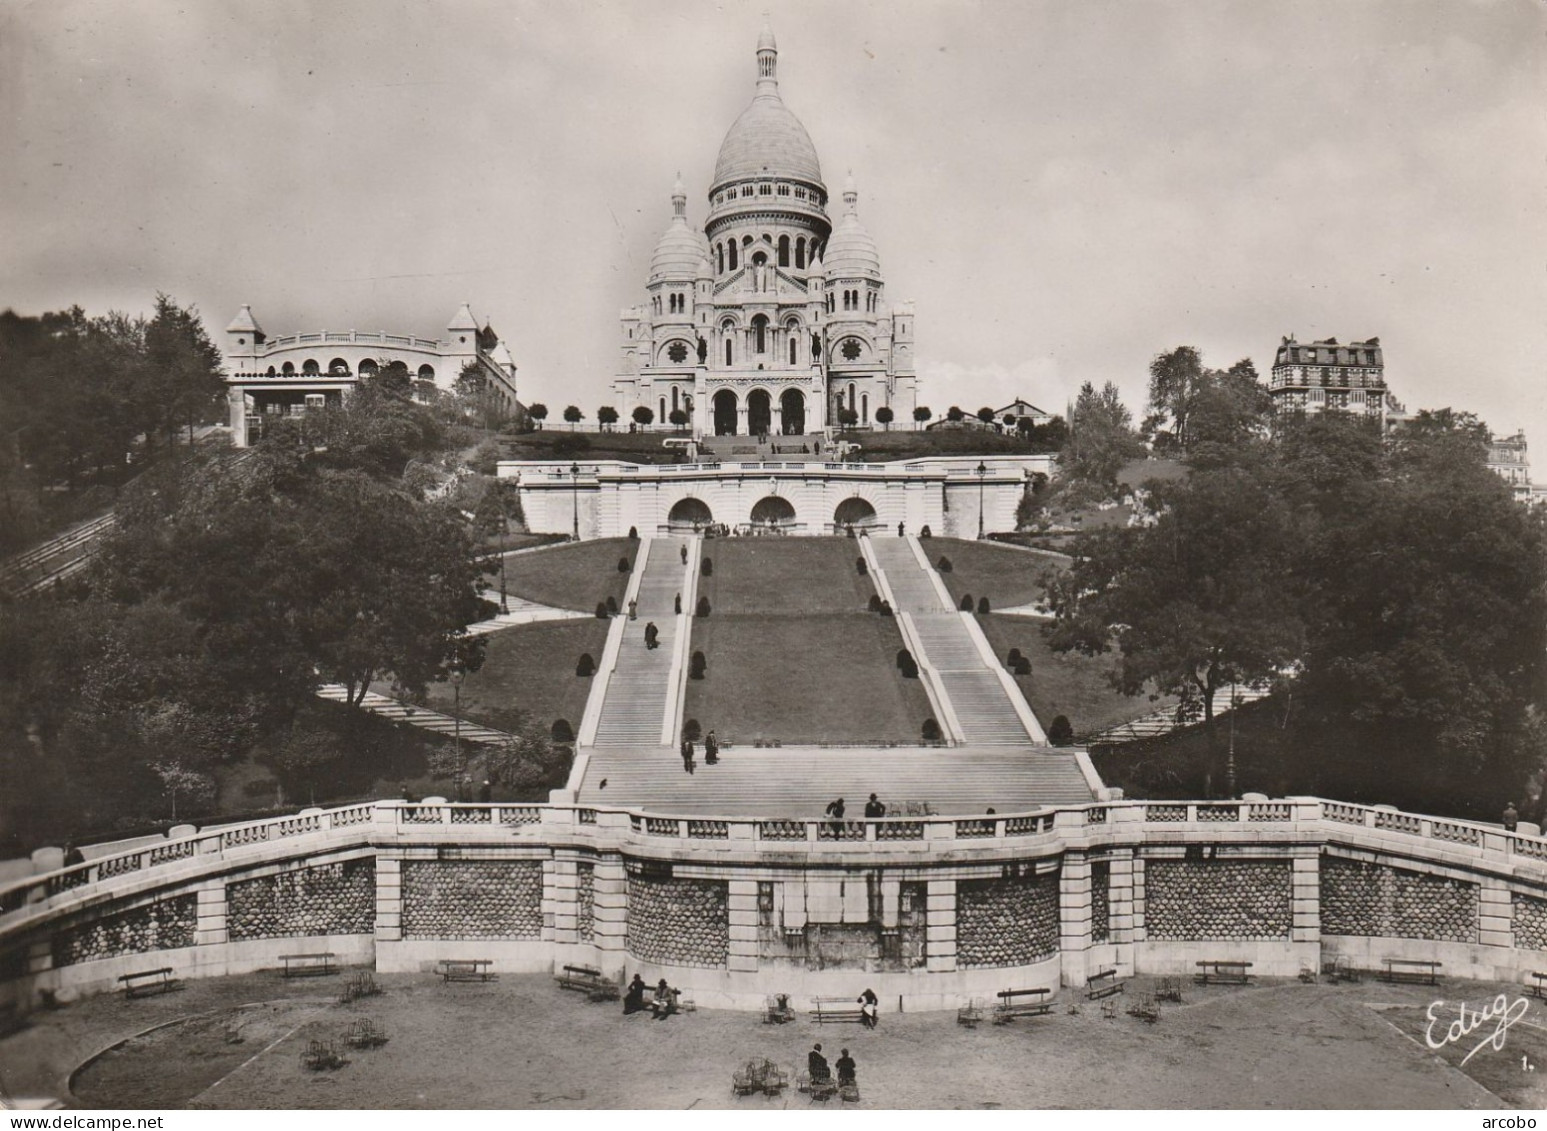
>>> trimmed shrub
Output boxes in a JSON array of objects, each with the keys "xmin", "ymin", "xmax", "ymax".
[
  {"xmin": 1014, "ymin": 656, "xmax": 1032, "ymax": 676},
  {"xmin": 919, "ymin": 525, "xmax": 932, "ymax": 539},
  {"xmin": 896, "ymin": 649, "xmax": 911, "ymax": 670},
  {"xmin": 576, "ymin": 653, "xmax": 595, "ymax": 677},
  {"xmin": 594, "ymin": 601, "xmax": 609, "ymax": 619},
  {"xmin": 1048, "ymin": 715, "xmax": 1074, "ymax": 746},
  {"xmin": 701, "ymin": 557, "xmax": 713, "ymax": 576},
  {"xmin": 627, "ymin": 526, "xmax": 639, "ymax": 540},
  {"xmin": 618, "ymin": 556, "xmax": 631, "ymax": 573},
  {"xmin": 977, "ymin": 596, "xmax": 990, "ymax": 615},
  {"xmin": 689, "ymin": 651, "xmax": 707, "ymax": 679},
  {"xmin": 959, "ymin": 593, "xmax": 974, "ymax": 612},
  {"xmin": 937, "ymin": 555, "xmax": 952, "ymax": 572},
  {"xmin": 900, "ymin": 652, "xmax": 919, "ymax": 679},
  {"xmin": 868, "ymin": 593, "xmax": 883, "ymax": 613},
  {"xmin": 683, "ymin": 718, "xmax": 702, "ymax": 741},
  {"xmin": 696, "ymin": 596, "xmax": 711, "ymax": 617},
  {"xmin": 605, "ymin": 595, "xmax": 618, "ymax": 615},
  {"xmin": 879, "ymin": 600, "xmax": 894, "ymax": 617},
  {"xmin": 1007, "ymin": 647, "xmax": 1023, "ymax": 665},
  {"xmin": 922, "ymin": 718, "xmax": 942, "ymax": 742},
  {"xmin": 856, "ymin": 557, "xmax": 867, "ymax": 575},
  {"xmin": 551, "ymin": 718, "xmax": 575, "ymax": 743}
]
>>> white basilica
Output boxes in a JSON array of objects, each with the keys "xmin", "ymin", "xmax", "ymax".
[{"xmin": 611, "ymin": 28, "xmax": 918, "ymax": 438}]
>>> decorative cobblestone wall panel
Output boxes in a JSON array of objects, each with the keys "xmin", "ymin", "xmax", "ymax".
[
  {"xmin": 576, "ymin": 863, "xmax": 595, "ymax": 943},
  {"xmin": 227, "ymin": 859, "xmax": 375, "ymax": 941},
  {"xmin": 1091, "ymin": 860, "xmax": 1110, "ymax": 944},
  {"xmin": 52, "ymin": 895, "xmax": 197, "ymax": 967},
  {"xmin": 956, "ymin": 872, "xmax": 1060, "ymax": 968},
  {"xmin": 1514, "ymin": 894, "xmax": 1547, "ymax": 950},
  {"xmin": 1146, "ymin": 860, "xmax": 1291, "ymax": 941},
  {"xmin": 626, "ymin": 876, "xmax": 728, "ymax": 968},
  {"xmin": 1321, "ymin": 857, "xmax": 1477, "ymax": 942},
  {"xmin": 401, "ymin": 861, "xmax": 543, "ymax": 939}
]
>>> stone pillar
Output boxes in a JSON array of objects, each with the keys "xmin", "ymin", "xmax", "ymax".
[
  {"xmin": 925, "ymin": 878, "xmax": 957, "ymax": 972},
  {"xmin": 227, "ymin": 387, "xmax": 247, "ymax": 446},
  {"xmin": 1480, "ymin": 877, "xmax": 1513, "ymax": 949},
  {"xmin": 1291, "ymin": 849, "xmax": 1321, "ymax": 946},
  {"xmin": 195, "ymin": 882, "xmax": 228, "ymax": 947},
  {"xmin": 591, "ymin": 855, "xmax": 628, "ymax": 976},
  {"xmin": 727, "ymin": 879, "xmax": 759, "ymax": 974},
  {"xmin": 548, "ymin": 853, "xmax": 584, "ymax": 946},
  {"xmin": 1107, "ymin": 849, "xmax": 1136, "ymax": 973},
  {"xmin": 1059, "ymin": 851, "xmax": 1093, "ymax": 985},
  {"xmin": 374, "ymin": 857, "xmax": 402, "ymax": 944}
]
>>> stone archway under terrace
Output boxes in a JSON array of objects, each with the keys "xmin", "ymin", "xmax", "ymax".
[
  {"xmin": 713, "ymin": 389, "xmax": 739, "ymax": 436},
  {"xmin": 747, "ymin": 389, "xmax": 772, "ymax": 437},
  {"xmin": 667, "ymin": 496, "xmax": 714, "ymax": 530},
  {"xmin": 780, "ymin": 388, "xmax": 805, "ymax": 435},
  {"xmin": 749, "ymin": 495, "xmax": 796, "ymax": 530},
  {"xmin": 834, "ymin": 495, "xmax": 879, "ymax": 532}
]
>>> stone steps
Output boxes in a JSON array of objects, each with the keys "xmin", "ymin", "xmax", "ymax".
[
  {"xmin": 591, "ymin": 537, "xmax": 689, "ymax": 747},
  {"xmin": 315, "ymin": 686, "xmax": 512, "ymax": 745}
]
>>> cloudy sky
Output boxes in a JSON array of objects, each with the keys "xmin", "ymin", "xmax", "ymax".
[{"xmin": 3, "ymin": 0, "xmax": 1543, "ymax": 439}]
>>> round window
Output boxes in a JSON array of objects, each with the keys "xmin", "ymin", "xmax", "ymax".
[
  {"xmin": 667, "ymin": 341, "xmax": 689, "ymax": 363},
  {"xmin": 841, "ymin": 339, "xmax": 862, "ymax": 361}
]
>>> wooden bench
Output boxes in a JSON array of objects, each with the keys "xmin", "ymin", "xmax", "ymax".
[
  {"xmin": 1195, "ymin": 960, "xmax": 1253, "ymax": 986},
  {"xmin": 993, "ymin": 986, "xmax": 1053, "ymax": 1024},
  {"xmin": 809, "ymin": 996, "xmax": 867, "ymax": 1024},
  {"xmin": 119, "ymin": 967, "xmax": 177, "ymax": 998},
  {"xmin": 279, "ymin": 953, "xmax": 336, "ymax": 978},
  {"xmin": 439, "ymin": 959, "xmax": 495, "ymax": 983},
  {"xmin": 1379, "ymin": 958, "xmax": 1441, "ymax": 986},
  {"xmin": 1086, "ymin": 968, "xmax": 1126, "ymax": 1000},
  {"xmin": 1528, "ymin": 972, "xmax": 1547, "ymax": 1000},
  {"xmin": 555, "ymin": 963, "xmax": 615, "ymax": 999}
]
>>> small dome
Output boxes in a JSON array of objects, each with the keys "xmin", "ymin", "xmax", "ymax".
[
  {"xmin": 649, "ymin": 215, "xmax": 711, "ymax": 283},
  {"xmin": 823, "ymin": 185, "xmax": 880, "ymax": 279}
]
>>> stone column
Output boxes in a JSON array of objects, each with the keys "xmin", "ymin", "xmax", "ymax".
[
  {"xmin": 1480, "ymin": 877, "xmax": 1512, "ymax": 950},
  {"xmin": 547, "ymin": 853, "xmax": 586, "ymax": 947},
  {"xmin": 591, "ymin": 855, "xmax": 628, "ymax": 976},
  {"xmin": 925, "ymin": 878, "xmax": 957, "ymax": 972},
  {"xmin": 727, "ymin": 879, "xmax": 759, "ymax": 974},
  {"xmin": 374, "ymin": 857, "xmax": 402, "ymax": 944},
  {"xmin": 1107, "ymin": 848, "xmax": 1136, "ymax": 973},
  {"xmin": 1291, "ymin": 849, "xmax": 1321, "ymax": 946},
  {"xmin": 227, "ymin": 388, "xmax": 247, "ymax": 446},
  {"xmin": 1059, "ymin": 851, "xmax": 1093, "ymax": 985},
  {"xmin": 195, "ymin": 882, "xmax": 228, "ymax": 948}
]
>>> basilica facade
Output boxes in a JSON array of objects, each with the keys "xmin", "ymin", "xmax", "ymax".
[{"xmin": 612, "ymin": 29, "xmax": 917, "ymax": 438}]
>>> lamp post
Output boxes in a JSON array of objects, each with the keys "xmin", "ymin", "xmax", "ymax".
[
  {"xmin": 976, "ymin": 461, "xmax": 988, "ymax": 540},
  {"xmin": 570, "ymin": 462, "xmax": 581, "ymax": 541},
  {"xmin": 497, "ymin": 486, "xmax": 509, "ymax": 614},
  {"xmin": 451, "ymin": 669, "xmax": 465, "ymax": 801}
]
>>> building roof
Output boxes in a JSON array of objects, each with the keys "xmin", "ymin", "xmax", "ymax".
[
  {"xmin": 712, "ymin": 32, "xmax": 823, "ymax": 189},
  {"xmin": 1274, "ymin": 336, "xmax": 1383, "ymax": 368},
  {"xmin": 225, "ymin": 305, "xmax": 263, "ymax": 336},
  {"xmin": 823, "ymin": 175, "xmax": 880, "ymax": 279},
  {"xmin": 649, "ymin": 178, "xmax": 712, "ymax": 282},
  {"xmin": 997, "ymin": 399, "xmax": 1050, "ymax": 417},
  {"xmin": 447, "ymin": 303, "xmax": 479, "ymax": 332}
]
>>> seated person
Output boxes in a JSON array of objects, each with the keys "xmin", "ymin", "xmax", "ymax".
[
  {"xmin": 836, "ymin": 1048, "xmax": 857, "ymax": 1087},
  {"xmin": 650, "ymin": 979, "xmax": 678, "ymax": 1019},
  {"xmin": 858, "ymin": 987, "xmax": 879, "ymax": 1029},
  {"xmin": 623, "ymin": 973, "xmax": 647, "ymax": 1015},
  {"xmin": 808, "ymin": 1042, "xmax": 830, "ymax": 1083}
]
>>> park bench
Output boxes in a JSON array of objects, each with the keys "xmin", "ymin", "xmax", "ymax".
[
  {"xmin": 1379, "ymin": 958, "xmax": 1441, "ymax": 986},
  {"xmin": 439, "ymin": 959, "xmax": 495, "ymax": 983},
  {"xmin": 555, "ymin": 963, "xmax": 614, "ymax": 999},
  {"xmin": 809, "ymin": 996, "xmax": 866, "ymax": 1024},
  {"xmin": 118, "ymin": 967, "xmax": 177, "ymax": 998},
  {"xmin": 1528, "ymin": 972, "xmax": 1547, "ymax": 1000},
  {"xmin": 956, "ymin": 998, "xmax": 987, "ymax": 1028},
  {"xmin": 279, "ymin": 952, "xmax": 336, "ymax": 978},
  {"xmin": 993, "ymin": 986, "xmax": 1053, "ymax": 1024},
  {"xmin": 1195, "ymin": 960, "xmax": 1253, "ymax": 986},
  {"xmin": 1085, "ymin": 967, "xmax": 1126, "ymax": 1000}
]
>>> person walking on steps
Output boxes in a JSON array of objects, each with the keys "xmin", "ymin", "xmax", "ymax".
[
  {"xmin": 704, "ymin": 730, "xmax": 719, "ymax": 765},
  {"xmin": 644, "ymin": 621, "xmax": 658, "ymax": 649},
  {"xmin": 674, "ymin": 591, "xmax": 682, "ymax": 614},
  {"xmin": 628, "ymin": 598, "xmax": 638, "ymax": 620},
  {"xmin": 682, "ymin": 742, "xmax": 695, "ymax": 774},
  {"xmin": 680, "ymin": 543, "xmax": 688, "ymax": 565}
]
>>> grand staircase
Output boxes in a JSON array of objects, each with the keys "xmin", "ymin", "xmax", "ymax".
[
  {"xmin": 590, "ymin": 537, "xmax": 690, "ymax": 747},
  {"xmin": 870, "ymin": 538, "xmax": 1042, "ymax": 745}
]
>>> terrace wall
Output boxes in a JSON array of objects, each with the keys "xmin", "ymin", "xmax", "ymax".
[{"xmin": 6, "ymin": 797, "xmax": 1547, "ymax": 1012}]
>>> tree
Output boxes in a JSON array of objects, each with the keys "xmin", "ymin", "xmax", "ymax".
[
  {"xmin": 484, "ymin": 710, "xmax": 571, "ymax": 796},
  {"xmin": 946, "ymin": 406, "xmax": 965, "ymax": 423},
  {"xmin": 1062, "ymin": 381, "xmax": 1144, "ymax": 491},
  {"xmin": 563, "ymin": 405, "xmax": 583, "ymax": 430},
  {"xmin": 528, "ymin": 403, "xmax": 548, "ymax": 430},
  {"xmin": 977, "ymin": 406, "xmax": 997, "ymax": 425},
  {"xmin": 668, "ymin": 408, "xmax": 688, "ymax": 431},
  {"xmin": 1044, "ymin": 464, "xmax": 1306, "ymax": 794},
  {"xmin": 1144, "ymin": 348, "xmax": 1272, "ymax": 463},
  {"xmin": 875, "ymin": 406, "xmax": 894, "ymax": 431},
  {"xmin": 597, "ymin": 405, "xmax": 618, "ymax": 432},
  {"xmin": 1003, "ymin": 415, "xmax": 1017, "ymax": 429},
  {"xmin": 1144, "ymin": 345, "xmax": 1206, "ymax": 452},
  {"xmin": 632, "ymin": 405, "xmax": 654, "ymax": 427},
  {"xmin": 913, "ymin": 406, "xmax": 932, "ymax": 426},
  {"xmin": 837, "ymin": 408, "xmax": 859, "ymax": 430}
]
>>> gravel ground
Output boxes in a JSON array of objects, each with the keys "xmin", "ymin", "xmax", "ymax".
[{"xmin": 4, "ymin": 970, "xmax": 1537, "ymax": 1110}]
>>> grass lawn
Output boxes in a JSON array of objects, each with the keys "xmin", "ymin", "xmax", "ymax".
[
  {"xmin": 848, "ymin": 428, "xmax": 1048, "ymax": 462},
  {"xmin": 496, "ymin": 538, "xmax": 636, "ymax": 611},
  {"xmin": 499, "ymin": 430, "xmax": 686, "ymax": 464},
  {"xmin": 930, "ymin": 537, "xmax": 1064, "ymax": 611},
  {"xmin": 684, "ymin": 614, "xmax": 934, "ymax": 744},
  {"xmin": 697, "ymin": 537, "xmax": 877, "ymax": 614},
  {"xmin": 420, "ymin": 619, "xmax": 611, "ymax": 737},
  {"xmin": 976, "ymin": 615, "xmax": 1158, "ymax": 737}
]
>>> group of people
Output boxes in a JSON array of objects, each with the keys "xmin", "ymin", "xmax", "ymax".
[
  {"xmin": 681, "ymin": 732, "xmax": 719, "ymax": 773},
  {"xmin": 808, "ymin": 1043, "xmax": 859, "ymax": 1089},
  {"xmin": 622, "ymin": 974, "xmax": 680, "ymax": 1020},
  {"xmin": 824, "ymin": 795, "xmax": 888, "ymax": 821}
]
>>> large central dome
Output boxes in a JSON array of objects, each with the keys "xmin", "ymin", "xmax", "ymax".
[{"xmin": 711, "ymin": 29, "xmax": 824, "ymax": 189}]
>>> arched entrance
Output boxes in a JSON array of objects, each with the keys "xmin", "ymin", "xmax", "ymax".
[
  {"xmin": 668, "ymin": 497, "xmax": 713, "ymax": 529},
  {"xmin": 750, "ymin": 495, "xmax": 796, "ymax": 529},
  {"xmin": 713, "ymin": 389, "xmax": 738, "ymax": 436},
  {"xmin": 780, "ymin": 388, "xmax": 805, "ymax": 434},
  {"xmin": 747, "ymin": 389, "xmax": 771, "ymax": 437},
  {"xmin": 834, "ymin": 497, "xmax": 879, "ymax": 530}
]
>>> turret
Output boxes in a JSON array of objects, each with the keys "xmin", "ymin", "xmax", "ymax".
[{"xmin": 223, "ymin": 305, "xmax": 264, "ymax": 374}]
